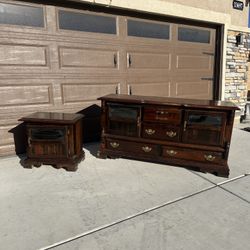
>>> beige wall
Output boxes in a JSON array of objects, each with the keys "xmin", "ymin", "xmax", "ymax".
[{"xmin": 161, "ymin": 0, "xmax": 248, "ymax": 27}]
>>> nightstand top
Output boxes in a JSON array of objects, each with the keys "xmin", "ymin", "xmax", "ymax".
[{"xmin": 19, "ymin": 112, "xmax": 84, "ymax": 124}]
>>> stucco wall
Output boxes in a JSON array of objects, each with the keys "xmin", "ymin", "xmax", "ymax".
[{"xmin": 160, "ymin": 0, "xmax": 248, "ymax": 27}]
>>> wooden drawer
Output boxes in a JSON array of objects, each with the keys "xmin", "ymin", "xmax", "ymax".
[
  {"xmin": 162, "ymin": 146, "xmax": 225, "ymax": 165},
  {"xmin": 106, "ymin": 138, "xmax": 159, "ymax": 156},
  {"xmin": 143, "ymin": 107, "xmax": 181, "ymax": 124},
  {"xmin": 142, "ymin": 123, "xmax": 180, "ymax": 142}
]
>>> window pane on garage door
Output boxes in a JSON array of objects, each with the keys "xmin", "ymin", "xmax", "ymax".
[
  {"xmin": 58, "ymin": 10, "xmax": 116, "ymax": 34},
  {"xmin": 127, "ymin": 19, "xmax": 169, "ymax": 40},
  {"xmin": 178, "ymin": 27, "xmax": 210, "ymax": 43},
  {"xmin": 0, "ymin": 2, "xmax": 44, "ymax": 27}
]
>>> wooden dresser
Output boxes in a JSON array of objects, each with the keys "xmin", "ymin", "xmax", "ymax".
[
  {"xmin": 98, "ymin": 94, "xmax": 240, "ymax": 177},
  {"xmin": 19, "ymin": 112, "xmax": 84, "ymax": 171}
]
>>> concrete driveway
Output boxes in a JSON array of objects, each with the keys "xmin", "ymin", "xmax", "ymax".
[{"xmin": 0, "ymin": 128, "xmax": 249, "ymax": 250}]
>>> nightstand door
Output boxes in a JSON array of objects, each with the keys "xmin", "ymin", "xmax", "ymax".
[
  {"xmin": 182, "ymin": 110, "xmax": 227, "ymax": 146},
  {"xmin": 27, "ymin": 125, "xmax": 69, "ymax": 158}
]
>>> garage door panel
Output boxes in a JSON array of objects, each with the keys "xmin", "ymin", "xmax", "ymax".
[
  {"xmin": 0, "ymin": 43, "xmax": 48, "ymax": 67},
  {"xmin": 173, "ymin": 81, "xmax": 212, "ymax": 99},
  {"xmin": 127, "ymin": 51, "xmax": 171, "ymax": 70},
  {"xmin": 0, "ymin": 144, "xmax": 15, "ymax": 157},
  {"xmin": 0, "ymin": 122, "xmax": 27, "ymax": 156},
  {"xmin": 129, "ymin": 82, "xmax": 171, "ymax": 97},
  {"xmin": 0, "ymin": 125, "xmax": 15, "ymax": 146},
  {"xmin": 174, "ymin": 45, "xmax": 214, "ymax": 53},
  {"xmin": 176, "ymin": 55, "xmax": 213, "ymax": 70},
  {"xmin": 61, "ymin": 82, "xmax": 118, "ymax": 104},
  {"xmin": 59, "ymin": 47, "xmax": 118, "ymax": 69},
  {"xmin": 176, "ymin": 42, "xmax": 215, "ymax": 50},
  {"xmin": 0, "ymin": 84, "xmax": 53, "ymax": 107}
]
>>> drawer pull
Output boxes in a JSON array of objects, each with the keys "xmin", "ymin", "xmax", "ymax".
[
  {"xmin": 156, "ymin": 110, "xmax": 168, "ymax": 115},
  {"xmin": 166, "ymin": 150, "xmax": 177, "ymax": 156},
  {"xmin": 183, "ymin": 120, "xmax": 187, "ymax": 131},
  {"xmin": 145, "ymin": 128, "xmax": 155, "ymax": 135},
  {"xmin": 204, "ymin": 154, "xmax": 216, "ymax": 161},
  {"xmin": 110, "ymin": 142, "xmax": 120, "ymax": 148},
  {"xmin": 166, "ymin": 131, "xmax": 177, "ymax": 138},
  {"xmin": 142, "ymin": 146, "xmax": 152, "ymax": 153}
]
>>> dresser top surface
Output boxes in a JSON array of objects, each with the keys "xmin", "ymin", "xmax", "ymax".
[
  {"xmin": 98, "ymin": 94, "xmax": 240, "ymax": 110},
  {"xmin": 19, "ymin": 112, "xmax": 84, "ymax": 124}
]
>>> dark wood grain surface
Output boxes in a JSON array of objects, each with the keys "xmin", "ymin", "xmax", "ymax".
[
  {"xmin": 21, "ymin": 112, "xmax": 84, "ymax": 171},
  {"xmin": 98, "ymin": 94, "xmax": 239, "ymax": 177},
  {"xmin": 98, "ymin": 94, "xmax": 240, "ymax": 110},
  {"xmin": 19, "ymin": 112, "xmax": 84, "ymax": 124}
]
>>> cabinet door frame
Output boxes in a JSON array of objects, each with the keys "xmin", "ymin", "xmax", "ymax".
[
  {"xmin": 27, "ymin": 124, "xmax": 69, "ymax": 158},
  {"xmin": 182, "ymin": 109, "xmax": 227, "ymax": 147},
  {"xmin": 106, "ymin": 102, "xmax": 142, "ymax": 137}
]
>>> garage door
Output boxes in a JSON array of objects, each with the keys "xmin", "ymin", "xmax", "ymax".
[{"xmin": 0, "ymin": 1, "xmax": 217, "ymax": 156}]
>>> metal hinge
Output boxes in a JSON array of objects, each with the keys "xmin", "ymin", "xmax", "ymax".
[
  {"xmin": 202, "ymin": 52, "xmax": 214, "ymax": 56},
  {"xmin": 201, "ymin": 77, "xmax": 214, "ymax": 81}
]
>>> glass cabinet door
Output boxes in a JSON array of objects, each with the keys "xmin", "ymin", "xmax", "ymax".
[
  {"xmin": 30, "ymin": 127, "xmax": 66, "ymax": 140},
  {"xmin": 182, "ymin": 110, "xmax": 226, "ymax": 146},
  {"xmin": 27, "ymin": 125, "xmax": 68, "ymax": 157},
  {"xmin": 107, "ymin": 103, "xmax": 140, "ymax": 137}
]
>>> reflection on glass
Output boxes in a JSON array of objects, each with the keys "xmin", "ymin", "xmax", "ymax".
[
  {"xmin": 31, "ymin": 128, "xmax": 65, "ymax": 140},
  {"xmin": 0, "ymin": 3, "xmax": 44, "ymax": 27},
  {"xmin": 58, "ymin": 10, "xmax": 116, "ymax": 34},
  {"xmin": 178, "ymin": 27, "xmax": 210, "ymax": 43},
  {"xmin": 128, "ymin": 19, "xmax": 169, "ymax": 40},
  {"xmin": 188, "ymin": 115, "xmax": 222, "ymax": 126},
  {"xmin": 108, "ymin": 105, "xmax": 138, "ymax": 121}
]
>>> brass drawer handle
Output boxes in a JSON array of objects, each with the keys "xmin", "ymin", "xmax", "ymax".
[
  {"xmin": 166, "ymin": 131, "xmax": 177, "ymax": 138},
  {"xmin": 166, "ymin": 150, "xmax": 177, "ymax": 156},
  {"xmin": 142, "ymin": 146, "xmax": 152, "ymax": 153},
  {"xmin": 110, "ymin": 142, "xmax": 120, "ymax": 148},
  {"xmin": 204, "ymin": 154, "xmax": 216, "ymax": 161},
  {"xmin": 145, "ymin": 128, "xmax": 155, "ymax": 135},
  {"xmin": 156, "ymin": 110, "xmax": 168, "ymax": 115}
]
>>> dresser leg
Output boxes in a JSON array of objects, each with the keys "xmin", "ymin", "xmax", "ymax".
[
  {"xmin": 97, "ymin": 150, "xmax": 107, "ymax": 159},
  {"xmin": 216, "ymin": 167, "xmax": 230, "ymax": 178},
  {"xmin": 33, "ymin": 163, "xmax": 42, "ymax": 168},
  {"xmin": 64, "ymin": 164, "xmax": 78, "ymax": 172},
  {"xmin": 21, "ymin": 158, "xmax": 33, "ymax": 169}
]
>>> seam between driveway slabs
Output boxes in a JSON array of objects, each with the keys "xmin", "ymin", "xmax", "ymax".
[
  {"xmin": 40, "ymin": 173, "xmax": 250, "ymax": 250},
  {"xmin": 39, "ymin": 184, "xmax": 216, "ymax": 250},
  {"xmin": 189, "ymin": 172, "xmax": 250, "ymax": 203}
]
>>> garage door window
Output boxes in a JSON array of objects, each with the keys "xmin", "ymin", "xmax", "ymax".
[
  {"xmin": 58, "ymin": 10, "xmax": 116, "ymax": 34},
  {"xmin": 0, "ymin": 2, "xmax": 44, "ymax": 27},
  {"xmin": 127, "ymin": 19, "xmax": 169, "ymax": 40},
  {"xmin": 178, "ymin": 27, "xmax": 210, "ymax": 43}
]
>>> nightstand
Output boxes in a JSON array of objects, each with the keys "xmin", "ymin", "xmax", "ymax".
[{"xmin": 19, "ymin": 112, "xmax": 84, "ymax": 171}]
